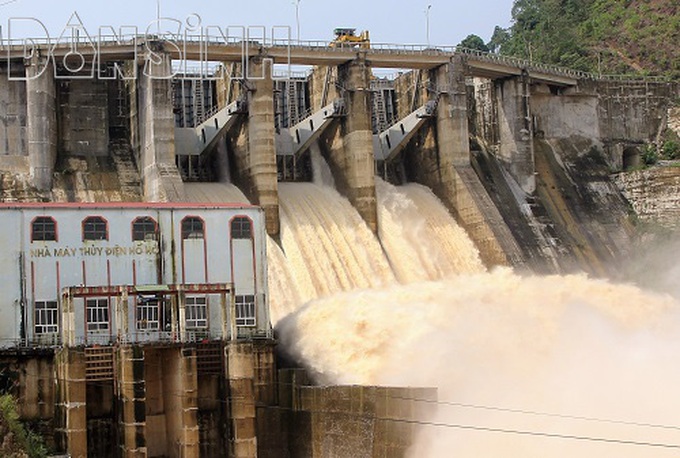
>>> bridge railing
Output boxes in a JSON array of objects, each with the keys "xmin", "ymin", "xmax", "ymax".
[{"xmin": 1, "ymin": 32, "xmax": 673, "ymax": 84}]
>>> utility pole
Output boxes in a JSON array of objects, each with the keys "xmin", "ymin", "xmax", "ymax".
[
  {"xmin": 293, "ymin": 0, "xmax": 301, "ymax": 43},
  {"xmin": 425, "ymin": 4, "xmax": 432, "ymax": 48},
  {"xmin": 156, "ymin": 0, "xmax": 161, "ymax": 35}
]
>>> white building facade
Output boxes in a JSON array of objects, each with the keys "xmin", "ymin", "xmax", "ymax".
[{"xmin": 0, "ymin": 202, "xmax": 270, "ymax": 348}]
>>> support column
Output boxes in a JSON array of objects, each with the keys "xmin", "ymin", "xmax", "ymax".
[
  {"xmin": 117, "ymin": 345, "xmax": 147, "ymax": 458},
  {"xmin": 137, "ymin": 52, "xmax": 186, "ymax": 201},
  {"xmin": 226, "ymin": 342, "xmax": 257, "ymax": 458},
  {"xmin": 246, "ymin": 58, "xmax": 279, "ymax": 236},
  {"xmin": 162, "ymin": 347, "xmax": 199, "ymax": 458},
  {"xmin": 54, "ymin": 348, "xmax": 87, "ymax": 458},
  {"xmin": 407, "ymin": 57, "xmax": 522, "ymax": 267},
  {"xmin": 26, "ymin": 55, "xmax": 57, "ymax": 192},
  {"xmin": 435, "ymin": 56, "xmax": 470, "ymax": 167},
  {"xmin": 325, "ymin": 58, "xmax": 377, "ymax": 232},
  {"xmin": 497, "ymin": 70, "xmax": 535, "ymax": 194}
]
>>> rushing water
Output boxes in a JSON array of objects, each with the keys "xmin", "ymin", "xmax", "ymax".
[
  {"xmin": 187, "ymin": 178, "xmax": 680, "ymax": 456},
  {"xmin": 271, "ymin": 179, "xmax": 680, "ymax": 457}
]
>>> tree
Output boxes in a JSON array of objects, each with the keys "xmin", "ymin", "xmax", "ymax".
[
  {"xmin": 458, "ymin": 34, "xmax": 489, "ymax": 52},
  {"xmin": 487, "ymin": 26, "xmax": 510, "ymax": 53}
]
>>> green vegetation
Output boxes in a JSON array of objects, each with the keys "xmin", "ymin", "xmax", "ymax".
[
  {"xmin": 485, "ymin": 0, "xmax": 679, "ymax": 77},
  {"xmin": 643, "ymin": 145, "xmax": 658, "ymax": 166},
  {"xmin": 458, "ymin": 34, "xmax": 489, "ymax": 52},
  {"xmin": 0, "ymin": 395, "xmax": 47, "ymax": 458}
]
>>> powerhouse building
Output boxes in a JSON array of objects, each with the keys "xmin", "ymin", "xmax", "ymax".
[{"xmin": 0, "ymin": 202, "xmax": 271, "ymax": 347}]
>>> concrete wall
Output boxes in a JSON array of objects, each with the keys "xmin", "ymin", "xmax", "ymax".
[
  {"xmin": 531, "ymin": 84, "xmax": 600, "ymax": 140},
  {"xmin": 283, "ymin": 377, "xmax": 436, "ymax": 458},
  {"xmin": 0, "ymin": 65, "xmax": 27, "ymax": 159},
  {"xmin": 58, "ymin": 80, "xmax": 109, "ymax": 156}
]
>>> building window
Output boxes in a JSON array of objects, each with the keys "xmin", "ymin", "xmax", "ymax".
[
  {"xmin": 181, "ymin": 217, "xmax": 204, "ymax": 239},
  {"xmin": 86, "ymin": 298, "xmax": 110, "ymax": 332},
  {"xmin": 83, "ymin": 216, "xmax": 108, "ymax": 241},
  {"xmin": 185, "ymin": 296, "xmax": 207, "ymax": 329},
  {"xmin": 132, "ymin": 216, "xmax": 158, "ymax": 241},
  {"xmin": 235, "ymin": 295, "xmax": 256, "ymax": 327},
  {"xmin": 34, "ymin": 301, "xmax": 58, "ymax": 335},
  {"xmin": 136, "ymin": 297, "xmax": 160, "ymax": 330},
  {"xmin": 231, "ymin": 217, "xmax": 252, "ymax": 239},
  {"xmin": 31, "ymin": 217, "xmax": 57, "ymax": 242}
]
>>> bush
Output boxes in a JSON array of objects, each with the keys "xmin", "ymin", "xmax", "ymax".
[
  {"xmin": 662, "ymin": 140, "xmax": 680, "ymax": 159},
  {"xmin": 0, "ymin": 395, "xmax": 47, "ymax": 458},
  {"xmin": 643, "ymin": 145, "xmax": 658, "ymax": 165}
]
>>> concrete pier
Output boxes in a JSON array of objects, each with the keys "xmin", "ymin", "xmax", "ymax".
[
  {"xmin": 324, "ymin": 58, "xmax": 378, "ymax": 233},
  {"xmin": 226, "ymin": 342, "xmax": 258, "ymax": 458},
  {"xmin": 54, "ymin": 348, "xmax": 87, "ymax": 458},
  {"xmin": 136, "ymin": 53, "xmax": 186, "ymax": 201},
  {"xmin": 246, "ymin": 59, "xmax": 280, "ymax": 237},
  {"xmin": 26, "ymin": 56, "xmax": 57, "ymax": 192},
  {"xmin": 497, "ymin": 72, "xmax": 536, "ymax": 194},
  {"xmin": 117, "ymin": 346, "xmax": 147, "ymax": 458}
]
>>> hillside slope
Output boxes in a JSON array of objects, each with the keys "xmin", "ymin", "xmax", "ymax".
[{"xmin": 496, "ymin": 0, "xmax": 679, "ymax": 77}]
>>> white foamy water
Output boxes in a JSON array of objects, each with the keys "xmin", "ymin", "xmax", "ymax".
[
  {"xmin": 185, "ymin": 178, "xmax": 680, "ymax": 456},
  {"xmin": 278, "ymin": 269, "xmax": 680, "ymax": 457},
  {"xmin": 278, "ymin": 182, "xmax": 396, "ymax": 303},
  {"xmin": 271, "ymin": 178, "xmax": 486, "ymax": 319},
  {"xmin": 376, "ymin": 178, "xmax": 484, "ymax": 282}
]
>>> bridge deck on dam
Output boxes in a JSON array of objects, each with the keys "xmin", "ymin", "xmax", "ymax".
[{"xmin": 3, "ymin": 36, "xmax": 593, "ymax": 85}]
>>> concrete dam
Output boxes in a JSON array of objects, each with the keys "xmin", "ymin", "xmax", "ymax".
[{"xmin": 1, "ymin": 31, "xmax": 680, "ymax": 457}]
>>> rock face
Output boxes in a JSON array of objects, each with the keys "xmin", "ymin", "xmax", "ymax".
[
  {"xmin": 614, "ymin": 165, "xmax": 680, "ymax": 230},
  {"xmin": 669, "ymin": 107, "xmax": 680, "ymax": 137}
]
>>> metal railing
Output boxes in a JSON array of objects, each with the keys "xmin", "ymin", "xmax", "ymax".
[{"xmin": 2, "ymin": 32, "xmax": 674, "ymax": 84}]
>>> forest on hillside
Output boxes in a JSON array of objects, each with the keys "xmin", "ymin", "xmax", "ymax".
[{"xmin": 460, "ymin": 0, "xmax": 679, "ymax": 77}]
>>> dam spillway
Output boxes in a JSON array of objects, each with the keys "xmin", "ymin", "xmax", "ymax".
[{"xmin": 0, "ymin": 31, "xmax": 679, "ymax": 457}]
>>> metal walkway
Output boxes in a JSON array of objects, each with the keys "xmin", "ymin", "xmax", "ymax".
[
  {"xmin": 374, "ymin": 100, "xmax": 438, "ymax": 162},
  {"xmin": 277, "ymin": 99, "xmax": 346, "ymax": 158},
  {"xmin": 174, "ymin": 98, "xmax": 247, "ymax": 157}
]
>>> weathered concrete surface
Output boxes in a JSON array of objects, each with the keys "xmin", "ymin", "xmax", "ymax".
[
  {"xmin": 282, "ymin": 373, "xmax": 436, "ymax": 458},
  {"xmin": 226, "ymin": 59, "xmax": 280, "ymax": 237},
  {"xmin": 320, "ymin": 58, "xmax": 377, "ymax": 233},
  {"xmin": 135, "ymin": 54, "xmax": 186, "ymax": 202},
  {"xmin": 614, "ymin": 165, "xmax": 680, "ymax": 230},
  {"xmin": 51, "ymin": 151, "xmax": 142, "ymax": 203},
  {"xmin": 117, "ymin": 346, "xmax": 147, "ymax": 458},
  {"xmin": 534, "ymin": 138, "xmax": 635, "ymax": 275},
  {"xmin": 396, "ymin": 63, "xmax": 522, "ymax": 268},
  {"xmin": 26, "ymin": 57, "xmax": 58, "ymax": 192},
  {"xmin": 497, "ymin": 73, "xmax": 535, "ymax": 194},
  {"xmin": 246, "ymin": 59, "xmax": 280, "ymax": 236},
  {"xmin": 58, "ymin": 79, "xmax": 109, "ymax": 156},
  {"xmin": 163, "ymin": 348, "xmax": 199, "ymax": 458},
  {"xmin": 225, "ymin": 342, "xmax": 258, "ymax": 458},
  {"xmin": 0, "ymin": 64, "xmax": 27, "ymax": 159},
  {"xmin": 54, "ymin": 348, "xmax": 87, "ymax": 458}
]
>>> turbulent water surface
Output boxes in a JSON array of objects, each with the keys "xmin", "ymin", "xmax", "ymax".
[
  {"xmin": 270, "ymin": 179, "xmax": 680, "ymax": 457},
  {"xmin": 191, "ymin": 179, "xmax": 680, "ymax": 456}
]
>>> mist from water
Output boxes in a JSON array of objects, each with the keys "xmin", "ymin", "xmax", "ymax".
[
  {"xmin": 277, "ymin": 269, "xmax": 680, "ymax": 457},
  {"xmin": 191, "ymin": 168, "xmax": 680, "ymax": 456},
  {"xmin": 269, "ymin": 170, "xmax": 680, "ymax": 456}
]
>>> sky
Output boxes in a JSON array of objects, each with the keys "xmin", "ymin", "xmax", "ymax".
[{"xmin": 0, "ymin": 0, "xmax": 514, "ymax": 47}]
